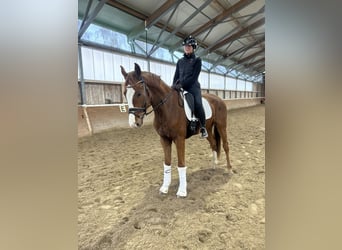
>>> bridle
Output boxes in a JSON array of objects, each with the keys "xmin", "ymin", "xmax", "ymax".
[
  {"xmin": 126, "ymin": 79, "xmax": 148, "ymax": 118},
  {"xmin": 126, "ymin": 78, "xmax": 172, "ymax": 119}
]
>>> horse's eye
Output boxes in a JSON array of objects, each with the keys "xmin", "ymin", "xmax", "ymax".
[{"xmin": 137, "ymin": 93, "xmax": 141, "ymax": 97}]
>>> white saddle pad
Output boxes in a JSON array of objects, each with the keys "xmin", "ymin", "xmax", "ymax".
[{"xmin": 183, "ymin": 92, "xmax": 212, "ymax": 121}]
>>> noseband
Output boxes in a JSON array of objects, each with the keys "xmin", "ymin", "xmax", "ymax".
[{"xmin": 127, "ymin": 78, "xmax": 172, "ymax": 119}]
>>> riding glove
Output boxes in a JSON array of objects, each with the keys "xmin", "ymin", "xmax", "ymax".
[{"xmin": 172, "ymin": 80, "xmax": 183, "ymax": 91}]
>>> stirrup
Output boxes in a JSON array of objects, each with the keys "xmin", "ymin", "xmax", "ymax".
[{"xmin": 200, "ymin": 127, "xmax": 208, "ymax": 138}]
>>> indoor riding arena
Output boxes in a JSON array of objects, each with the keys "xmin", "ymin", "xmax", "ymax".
[{"xmin": 78, "ymin": 0, "xmax": 265, "ymax": 249}]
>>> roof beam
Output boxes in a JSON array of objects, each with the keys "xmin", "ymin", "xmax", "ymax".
[
  {"xmin": 206, "ymin": 36, "xmax": 264, "ymax": 69},
  {"xmin": 237, "ymin": 49, "xmax": 264, "ymax": 64},
  {"xmin": 106, "ymin": 0, "xmax": 186, "ymax": 39},
  {"xmin": 192, "ymin": 0, "xmax": 256, "ymax": 37},
  {"xmin": 78, "ymin": 0, "xmax": 107, "ymax": 39},
  {"xmin": 254, "ymin": 64, "xmax": 265, "ymax": 72},
  {"xmin": 79, "ymin": 0, "xmax": 94, "ymax": 32},
  {"xmin": 196, "ymin": 7, "xmax": 264, "ymax": 58},
  {"xmin": 238, "ymin": 61, "xmax": 264, "ymax": 76},
  {"xmin": 106, "ymin": 0, "xmax": 146, "ymax": 19},
  {"xmin": 146, "ymin": 0, "xmax": 183, "ymax": 28},
  {"xmin": 148, "ymin": 5, "xmax": 179, "ymax": 56},
  {"xmin": 226, "ymin": 36, "xmax": 264, "ymax": 58},
  {"xmin": 148, "ymin": 0, "xmax": 212, "ymax": 56},
  {"xmin": 167, "ymin": 0, "xmax": 259, "ymax": 52},
  {"xmin": 208, "ymin": 17, "xmax": 265, "ymax": 53},
  {"xmin": 128, "ymin": 0, "xmax": 183, "ymax": 41},
  {"xmin": 220, "ymin": 48, "xmax": 264, "ymax": 70},
  {"xmin": 239, "ymin": 63, "xmax": 264, "ymax": 76},
  {"xmin": 246, "ymin": 57, "xmax": 264, "ymax": 67}
]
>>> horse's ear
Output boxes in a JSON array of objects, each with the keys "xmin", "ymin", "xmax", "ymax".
[
  {"xmin": 120, "ymin": 65, "xmax": 127, "ymax": 78},
  {"xmin": 134, "ymin": 63, "xmax": 141, "ymax": 78}
]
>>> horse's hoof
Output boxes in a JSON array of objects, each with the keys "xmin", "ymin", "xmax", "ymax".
[
  {"xmin": 176, "ymin": 194, "xmax": 187, "ymax": 198},
  {"xmin": 227, "ymin": 169, "xmax": 235, "ymax": 176},
  {"xmin": 176, "ymin": 191, "xmax": 187, "ymax": 198},
  {"xmin": 159, "ymin": 186, "xmax": 169, "ymax": 194}
]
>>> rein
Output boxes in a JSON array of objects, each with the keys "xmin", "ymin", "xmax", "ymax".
[
  {"xmin": 128, "ymin": 78, "xmax": 172, "ymax": 118},
  {"xmin": 147, "ymin": 91, "xmax": 173, "ymax": 115}
]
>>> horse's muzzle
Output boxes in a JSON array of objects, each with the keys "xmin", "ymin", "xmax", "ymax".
[{"xmin": 128, "ymin": 113, "xmax": 144, "ymax": 128}]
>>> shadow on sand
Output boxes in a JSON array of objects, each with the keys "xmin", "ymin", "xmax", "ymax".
[{"xmin": 85, "ymin": 167, "xmax": 232, "ymax": 250}]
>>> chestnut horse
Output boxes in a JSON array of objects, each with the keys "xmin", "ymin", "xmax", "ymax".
[{"xmin": 121, "ymin": 63, "xmax": 232, "ymax": 197}]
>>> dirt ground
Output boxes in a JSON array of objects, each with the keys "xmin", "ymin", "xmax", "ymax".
[{"xmin": 78, "ymin": 104, "xmax": 265, "ymax": 249}]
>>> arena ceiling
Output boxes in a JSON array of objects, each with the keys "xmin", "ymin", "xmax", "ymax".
[{"xmin": 78, "ymin": 0, "xmax": 265, "ymax": 80}]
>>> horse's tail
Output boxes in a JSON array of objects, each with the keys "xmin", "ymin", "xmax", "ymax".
[{"xmin": 214, "ymin": 125, "xmax": 221, "ymax": 158}]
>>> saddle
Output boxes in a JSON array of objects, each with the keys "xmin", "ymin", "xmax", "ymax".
[{"xmin": 181, "ymin": 91, "xmax": 212, "ymax": 138}]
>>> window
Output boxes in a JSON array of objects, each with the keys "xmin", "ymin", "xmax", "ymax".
[{"xmin": 80, "ymin": 21, "xmax": 131, "ymax": 52}]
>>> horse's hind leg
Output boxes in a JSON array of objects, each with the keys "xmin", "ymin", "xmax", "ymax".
[
  {"xmin": 217, "ymin": 124, "xmax": 233, "ymax": 174},
  {"xmin": 206, "ymin": 124, "xmax": 219, "ymax": 168},
  {"xmin": 159, "ymin": 136, "xmax": 172, "ymax": 194}
]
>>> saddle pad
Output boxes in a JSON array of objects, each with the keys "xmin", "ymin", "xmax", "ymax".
[{"xmin": 184, "ymin": 96, "xmax": 212, "ymax": 121}]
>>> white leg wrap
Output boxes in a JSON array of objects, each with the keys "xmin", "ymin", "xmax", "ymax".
[
  {"xmin": 213, "ymin": 151, "xmax": 218, "ymax": 168},
  {"xmin": 159, "ymin": 163, "xmax": 171, "ymax": 194},
  {"xmin": 176, "ymin": 167, "xmax": 187, "ymax": 197}
]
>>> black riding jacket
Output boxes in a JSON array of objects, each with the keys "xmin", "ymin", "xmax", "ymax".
[{"xmin": 173, "ymin": 53, "xmax": 202, "ymax": 91}]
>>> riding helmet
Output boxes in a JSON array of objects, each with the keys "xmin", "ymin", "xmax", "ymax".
[{"xmin": 182, "ymin": 35, "xmax": 197, "ymax": 50}]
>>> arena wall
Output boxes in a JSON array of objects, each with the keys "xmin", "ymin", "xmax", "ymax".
[{"xmin": 78, "ymin": 98, "xmax": 264, "ymax": 137}]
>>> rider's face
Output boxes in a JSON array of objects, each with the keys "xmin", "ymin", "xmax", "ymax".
[{"xmin": 184, "ymin": 44, "xmax": 193, "ymax": 54}]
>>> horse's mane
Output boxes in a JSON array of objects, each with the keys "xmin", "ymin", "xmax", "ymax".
[
  {"xmin": 142, "ymin": 72, "xmax": 170, "ymax": 90},
  {"xmin": 124, "ymin": 69, "xmax": 170, "ymax": 91}
]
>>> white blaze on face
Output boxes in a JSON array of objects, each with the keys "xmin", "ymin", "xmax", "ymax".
[{"xmin": 126, "ymin": 87, "xmax": 137, "ymax": 127}]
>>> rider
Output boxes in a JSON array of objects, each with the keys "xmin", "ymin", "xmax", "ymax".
[{"xmin": 172, "ymin": 35, "xmax": 208, "ymax": 138}]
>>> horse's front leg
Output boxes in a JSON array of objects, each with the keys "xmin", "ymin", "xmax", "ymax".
[
  {"xmin": 175, "ymin": 137, "xmax": 187, "ymax": 197},
  {"xmin": 159, "ymin": 136, "xmax": 172, "ymax": 194}
]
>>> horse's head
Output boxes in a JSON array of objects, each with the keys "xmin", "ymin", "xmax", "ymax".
[{"xmin": 121, "ymin": 63, "xmax": 151, "ymax": 128}]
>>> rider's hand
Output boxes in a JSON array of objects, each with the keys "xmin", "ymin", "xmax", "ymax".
[{"xmin": 172, "ymin": 81, "xmax": 182, "ymax": 91}]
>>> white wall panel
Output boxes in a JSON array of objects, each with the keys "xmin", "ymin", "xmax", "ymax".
[
  {"xmin": 113, "ymin": 53, "xmax": 123, "ymax": 82},
  {"xmin": 150, "ymin": 61, "xmax": 160, "ymax": 75},
  {"xmin": 226, "ymin": 77, "xmax": 236, "ymax": 90},
  {"xmin": 149, "ymin": 63, "xmax": 177, "ymax": 86},
  {"xmin": 246, "ymin": 81, "xmax": 253, "ymax": 91},
  {"xmin": 165, "ymin": 65, "xmax": 176, "ymax": 85},
  {"xmin": 93, "ymin": 50, "xmax": 105, "ymax": 80},
  {"xmin": 129, "ymin": 57, "xmax": 147, "ymax": 72},
  {"xmin": 157, "ymin": 64, "xmax": 164, "ymax": 82},
  {"xmin": 112, "ymin": 55, "xmax": 146, "ymax": 82},
  {"xmin": 161, "ymin": 64, "xmax": 169, "ymax": 85},
  {"xmin": 121, "ymin": 56, "xmax": 131, "ymax": 72},
  {"xmin": 210, "ymin": 73, "xmax": 224, "ymax": 90},
  {"xmin": 161, "ymin": 65, "xmax": 167, "ymax": 84},
  {"xmin": 103, "ymin": 52, "xmax": 114, "ymax": 81},
  {"xmin": 116, "ymin": 55, "xmax": 132, "ymax": 82},
  {"xmin": 81, "ymin": 47, "xmax": 94, "ymax": 80},
  {"xmin": 161, "ymin": 64, "xmax": 175, "ymax": 85},
  {"xmin": 199, "ymin": 72, "xmax": 208, "ymax": 88},
  {"xmin": 237, "ymin": 79, "xmax": 246, "ymax": 91},
  {"xmin": 150, "ymin": 62, "xmax": 162, "ymax": 83}
]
